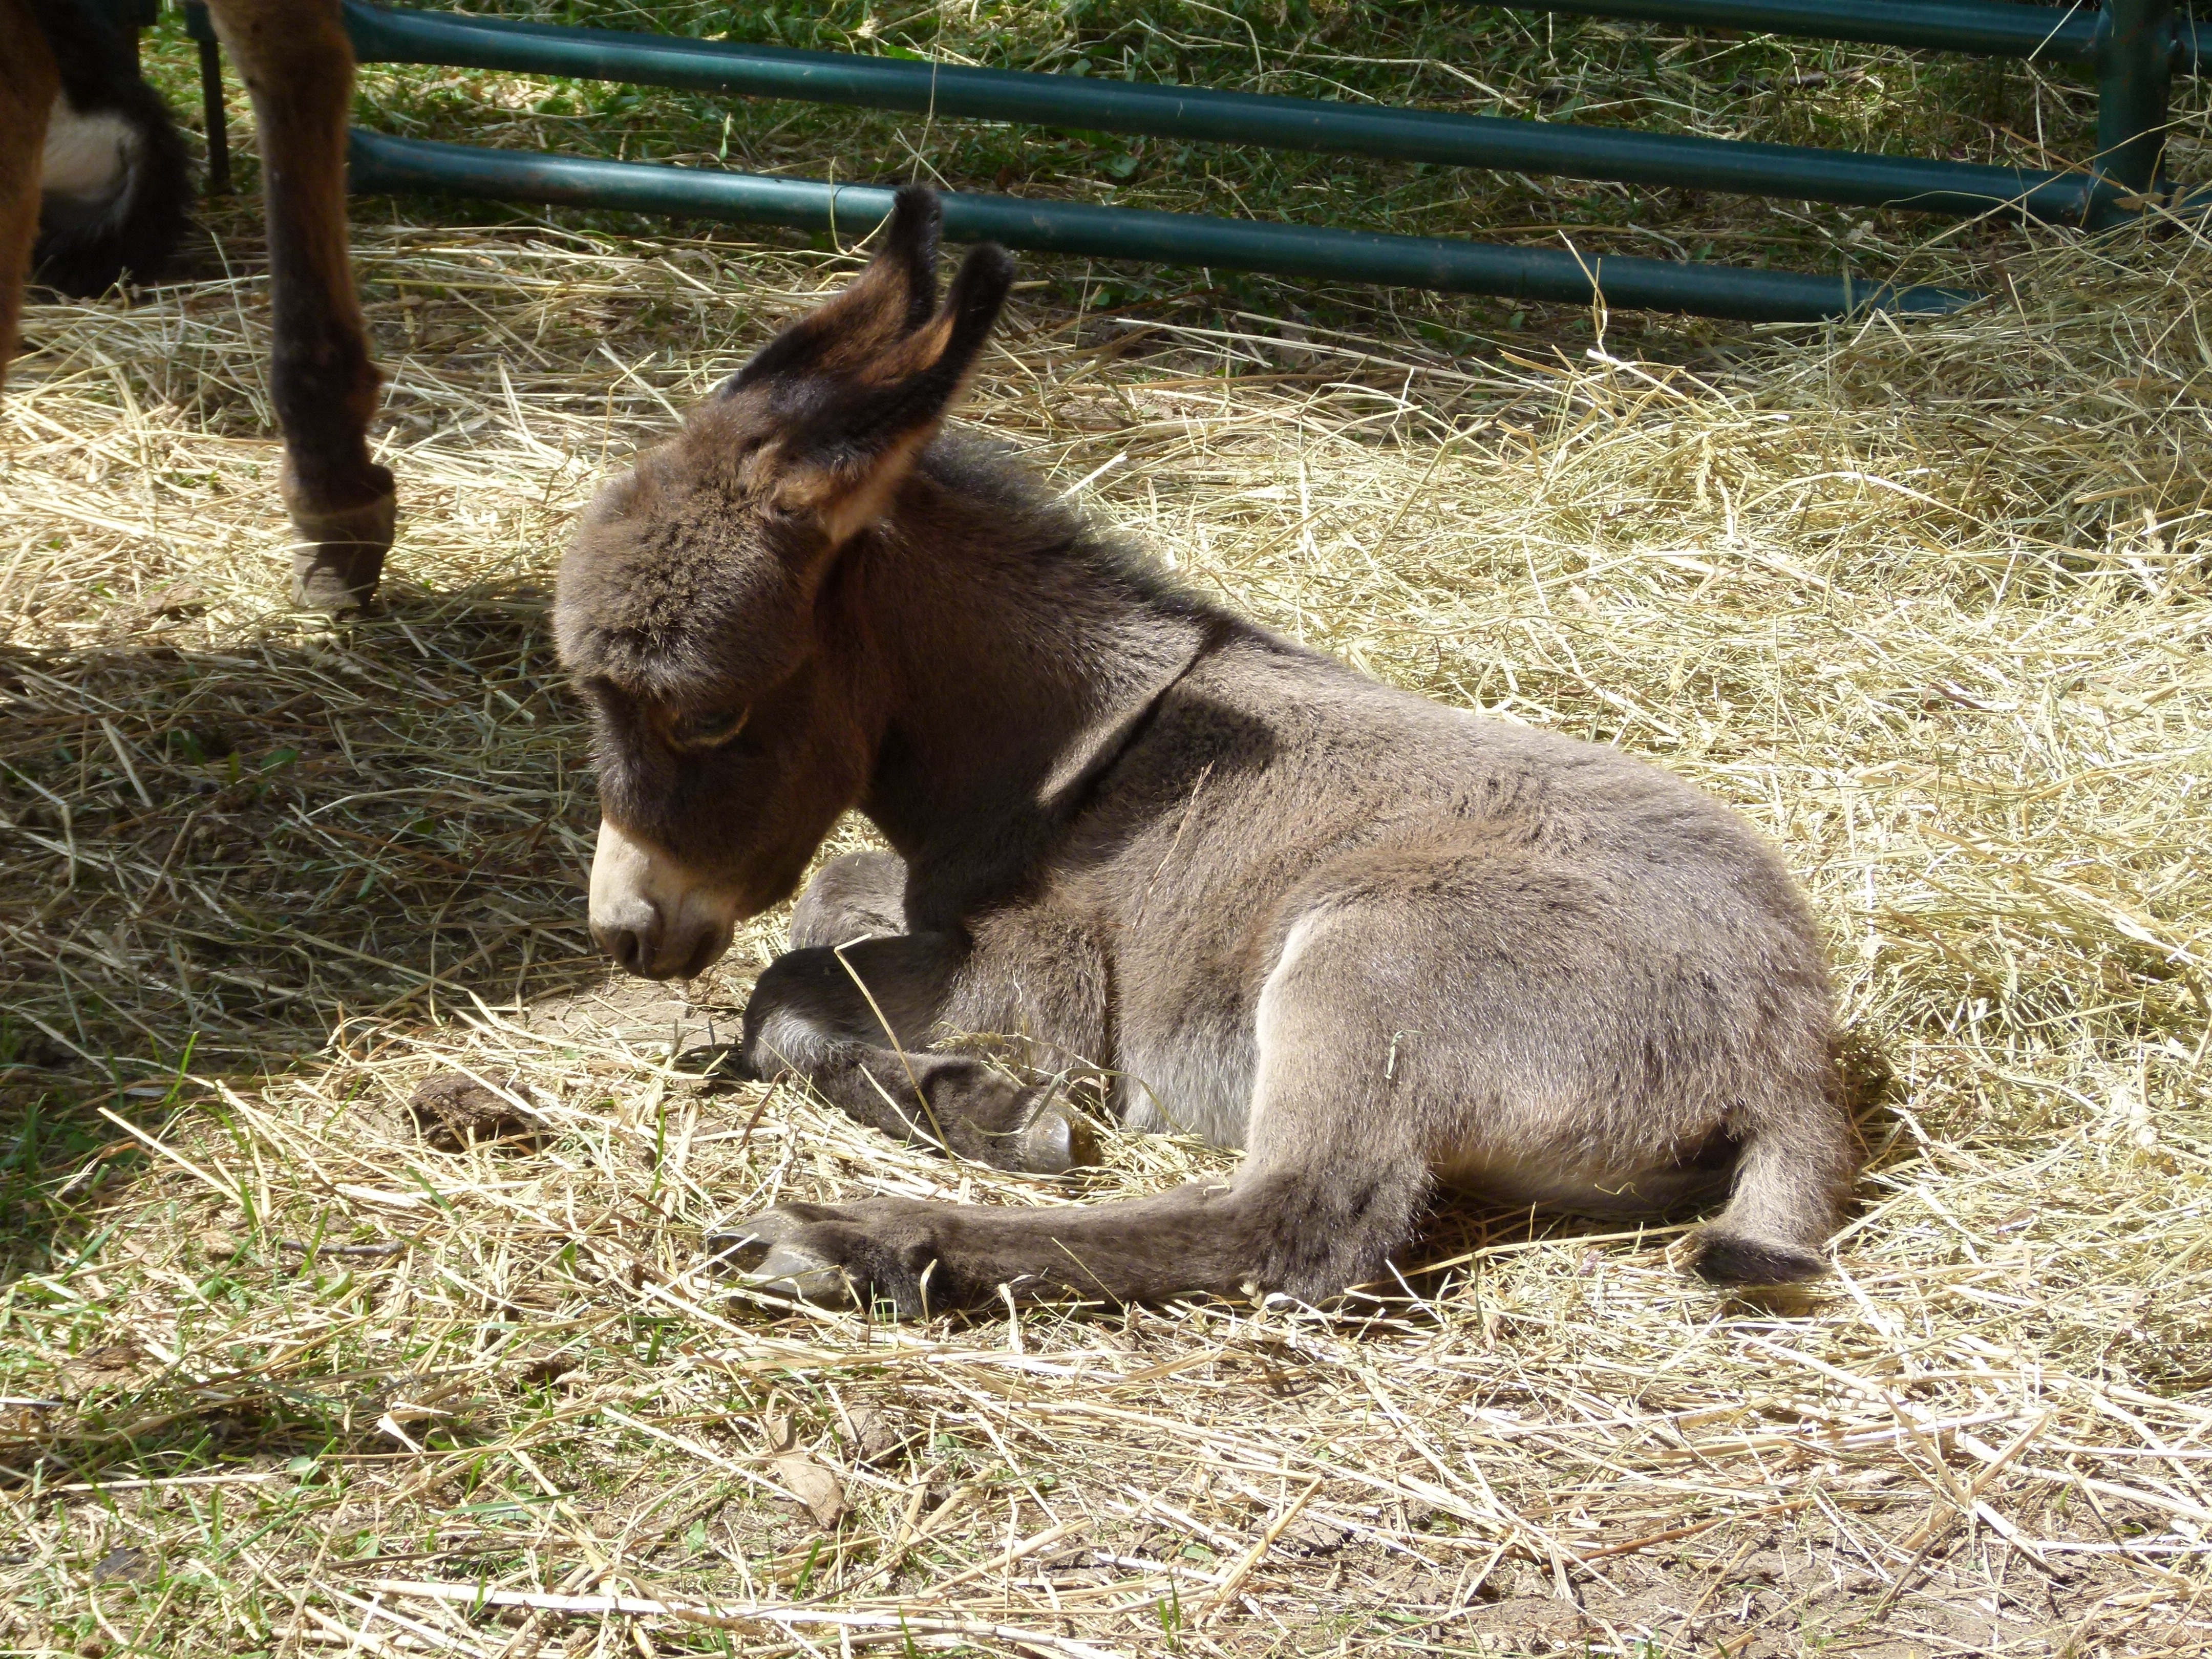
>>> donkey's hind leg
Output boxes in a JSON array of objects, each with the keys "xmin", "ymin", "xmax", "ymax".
[
  {"xmin": 201, "ymin": 0, "xmax": 393, "ymax": 610},
  {"xmin": 710, "ymin": 903, "xmax": 1436, "ymax": 1312},
  {"xmin": 0, "ymin": 0, "xmax": 57, "ymax": 382}
]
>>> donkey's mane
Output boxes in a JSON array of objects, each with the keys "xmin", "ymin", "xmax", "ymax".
[{"xmin": 906, "ymin": 426, "xmax": 1217, "ymax": 626}]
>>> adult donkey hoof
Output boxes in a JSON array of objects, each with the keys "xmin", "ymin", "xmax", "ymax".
[
  {"xmin": 703, "ymin": 1210, "xmax": 851, "ymax": 1306},
  {"xmin": 286, "ymin": 484, "xmax": 397, "ymax": 612},
  {"xmin": 1016, "ymin": 1096, "xmax": 1099, "ymax": 1175}
]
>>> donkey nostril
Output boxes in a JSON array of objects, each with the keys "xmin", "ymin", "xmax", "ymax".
[{"xmin": 595, "ymin": 923, "xmax": 649, "ymax": 975}]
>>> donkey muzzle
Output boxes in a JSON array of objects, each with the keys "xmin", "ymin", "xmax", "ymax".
[{"xmin": 588, "ymin": 816, "xmax": 740, "ymax": 980}]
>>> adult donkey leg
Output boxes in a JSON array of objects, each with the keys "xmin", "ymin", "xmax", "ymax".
[
  {"xmin": 203, "ymin": 0, "xmax": 394, "ymax": 610},
  {"xmin": 712, "ymin": 905, "xmax": 1433, "ymax": 1314},
  {"xmin": 0, "ymin": 0, "xmax": 58, "ymax": 382}
]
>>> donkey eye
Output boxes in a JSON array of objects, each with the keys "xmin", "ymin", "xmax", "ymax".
[{"xmin": 669, "ymin": 706, "xmax": 750, "ymax": 750}]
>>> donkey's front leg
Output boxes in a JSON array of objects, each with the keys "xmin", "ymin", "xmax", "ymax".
[
  {"xmin": 0, "ymin": 0, "xmax": 56, "ymax": 384},
  {"xmin": 203, "ymin": 0, "xmax": 394, "ymax": 610},
  {"xmin": 739, "ymin": 933, "xmax": 1096, "ymax": 1176}
]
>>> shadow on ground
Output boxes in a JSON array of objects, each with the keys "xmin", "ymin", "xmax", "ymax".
[{"xmin": 0, "ymin": 579, "xmax": 607, "ymax": 1282}]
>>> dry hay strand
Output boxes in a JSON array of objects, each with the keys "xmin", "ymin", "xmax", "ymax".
[{"xmin": 2, "ymin": 198, "xmax": 2210, "ymax": 1656}]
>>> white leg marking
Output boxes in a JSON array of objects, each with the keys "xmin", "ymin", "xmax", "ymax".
[{"xmin": 41, "ymin": 99, "xmax": 136, "ymax": 202}]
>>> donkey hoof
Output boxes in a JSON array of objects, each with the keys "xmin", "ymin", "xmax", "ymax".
[
  {"xmin": 1017, "ymin": 1100, "xmax": 1098, "ymax": 1175},
  {"xmin": 742, "ymin": 1243, "xmax": 852, "ymax": 1306},
  {"xmin": 291, "ymin": 542, "xmax": 389, "ymax": 612},
  {"xmin": 703, "ymin": 1208, "xmax": 805, "ymax": 1272},
  {"xmin": 287, "ymin": 489, "xmax": 397, "ymax": 611},
  {"xmin": 703, "ymin": 1213, "xmax": 851, "ymax": 1305}
]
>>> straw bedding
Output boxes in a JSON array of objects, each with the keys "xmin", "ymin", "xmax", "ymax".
[{"xmin": 4, "ymin": 28, "xmax": 2211, "ymax": 1659}]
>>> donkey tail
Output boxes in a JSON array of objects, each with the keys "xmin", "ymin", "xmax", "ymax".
[
  {"xmin": 33, "ymin": 0, "xmax": 190, "ymax": 296},
  {"xmin": 1686, "ymin": 1086, "xmax": 1859, "ymax": 1286}
]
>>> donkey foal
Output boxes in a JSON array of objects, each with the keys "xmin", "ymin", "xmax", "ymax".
[{"xmin": 556, "ymin": 187, "xmax": 1857, "ymax": 1316}]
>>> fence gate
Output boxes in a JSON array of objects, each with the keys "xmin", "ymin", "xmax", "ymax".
[{"xmin": 175, "ymin": 0, "xmax": 2207, "ymax": 322}]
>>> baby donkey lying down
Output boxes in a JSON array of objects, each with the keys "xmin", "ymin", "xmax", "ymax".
[{"xmin": 556, "ymin": 187, "xmax": 1857, "ymax": 1315}]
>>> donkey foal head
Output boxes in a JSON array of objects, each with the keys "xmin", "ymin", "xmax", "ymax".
[{"xmin": 555, "ymin": 189, "xmax": 1013, "ymax": 980}]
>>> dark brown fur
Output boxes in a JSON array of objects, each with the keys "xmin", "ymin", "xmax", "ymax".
[
  {"xmin": 557, "ymin": 187, "xmax": 1859, "ymax": 1316},
  {"xmin": 1, "ymin": 0, "xmax": 390, "ymax": 609}
]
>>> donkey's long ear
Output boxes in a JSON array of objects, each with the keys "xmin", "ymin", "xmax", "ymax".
[
  {"xmin": 726, "ymin": 187, "xmax": 943, "ymax": 393},
  {"xmin": 777, "ymin": 242, "xmax": 1017, "ymax": 545}
]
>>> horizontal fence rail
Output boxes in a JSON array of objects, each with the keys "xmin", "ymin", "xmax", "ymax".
[
  {"xmin": 347, "ymin": 129, "xmax": 1977, "ymax": 321},
  {"xmin": 172, "ymin": 0, "xmax": 2208, "ymax": 320},
  {"xmin": 342, "ymin": 2, "xmax": 2150, "ymax": 225},
  {"xmin": 1523, "ymin": 0, "xmax": 2207, "ymax": 71}
]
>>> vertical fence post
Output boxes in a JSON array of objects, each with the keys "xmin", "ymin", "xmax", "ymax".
[
  {"xmin": 182, "ymin": 2, "xmax": 232, "ymax": 196},
  {"xmin": 2091, "ymin": 0, "xmax": 2177, "ymax": 225}
]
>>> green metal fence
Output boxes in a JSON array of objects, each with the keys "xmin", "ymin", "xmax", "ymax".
[{"xmin": 178, "ymin": 1, "xmax": 2206, "ymax": 322}]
